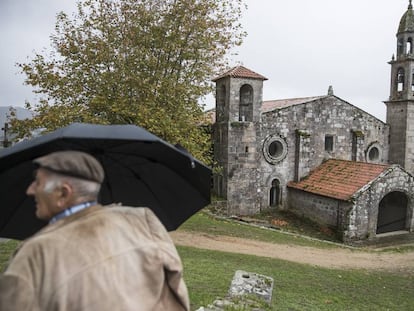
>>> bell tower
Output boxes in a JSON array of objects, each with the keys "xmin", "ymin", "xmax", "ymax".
[
  {"xmin": 386, "ymin": 0, "xmax": 414, "ymax": 174},
  {"xmin": 212, "ymin": 66, "xmax": 267, "ymax": 215}
]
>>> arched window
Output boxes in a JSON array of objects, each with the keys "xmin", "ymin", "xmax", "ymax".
[
  {"xmin": 407, "ymin": 38, "xmax": 413, "ymax": 54},
  {"xmin": 239, "ymin": 84, "xmax": 253, "ymax": 122},
  {"xmin": 368, "ymin": 147, "xmax": 379, "ymax": 161},
  {"xmin": 269, "ymin": 179, "xmax": 281, "ymax": 207},
  {"xmin": 397, "ymin": 68, "xmax": 405, "ymax": 92}
]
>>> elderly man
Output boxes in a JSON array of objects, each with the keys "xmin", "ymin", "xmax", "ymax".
[{"xmin": 0, "ymin": 151, "xmax": 190, "ymax": 311}]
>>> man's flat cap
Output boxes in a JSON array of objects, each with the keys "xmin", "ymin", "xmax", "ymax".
[{"xmin": 33, "ymin": 151, "xmax": 104, "ymax": 183}]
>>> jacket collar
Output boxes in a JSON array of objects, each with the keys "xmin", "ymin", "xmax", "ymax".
[{"xmin": 33, "ymin": 204, "xmax": 104, "ymax": 237}]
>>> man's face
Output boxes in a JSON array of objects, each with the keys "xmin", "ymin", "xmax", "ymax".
[{"xmin": 26, "ymin": 168, "xmax": 61, "ymax": 220}]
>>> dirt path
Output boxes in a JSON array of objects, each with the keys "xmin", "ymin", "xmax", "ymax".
[{"xmin": 170, "ymin": 231, "xmax": 414, "ymax": 274}]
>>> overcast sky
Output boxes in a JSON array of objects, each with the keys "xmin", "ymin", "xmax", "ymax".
[{"xmin": 0, "ymin": 0, "xmax": 411, "ymax": 122}]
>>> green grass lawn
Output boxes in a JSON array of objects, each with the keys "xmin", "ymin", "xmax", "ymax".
[
  {"xmin": 0, "ymin": 239, "xmax": 18, "ymax": 272},
  {"xmin": 180, "ymin": 211, "xmax": 346, "ymax": 249},
  {"xmin": 178, "ymin": 246, "xmax": 414, "ymax": 310},
  {"xmin": 178, "ymin": 212, "xmax": 414, "ymax": 310},
  {"xmin": 181, "ymin": 211, "xmax": 414, "ymax": 252}
]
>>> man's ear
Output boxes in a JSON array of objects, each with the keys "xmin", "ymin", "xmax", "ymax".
[{"xmin": 57, "ymin": 183, "xmax": 74, "ymax": 206}]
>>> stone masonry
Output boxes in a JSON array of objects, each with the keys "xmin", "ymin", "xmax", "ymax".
[{"xmin": 211, "ymin": 3, "xmax": 414, "ymax": 243}]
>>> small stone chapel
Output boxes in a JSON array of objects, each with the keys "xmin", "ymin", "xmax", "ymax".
[{"xmin": 211, "ymin": 2, "xmax": 414, "ymax": 242}]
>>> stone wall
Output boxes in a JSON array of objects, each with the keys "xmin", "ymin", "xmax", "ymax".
[
  {"xmin": 345, "ymin": 165, "xmax": 414, "ymax": 241},
  {"xmin": 287, "ymin": 188, "xmax": 351, "ymax": 229},
  {"xmin": 386, "ymin": 102, "xmax": 407, "ymax": 169},
  {"xmin": 226, "ymin": 121, "xmax": 261, "ymax": 215},
  {"xmin": 387, "ymin": 102, "xmax": 414, "ymax": 175},
  {"xmin": 259, "ymin": 96, "xmax": 389, "ymax": 211},
  {"xmin": 213, "ymin": 76, "xmax": 264, "ymax": 215},
  {"xmin": 406, "ymin": 103, "xmax": 414, "ymax": 174}
]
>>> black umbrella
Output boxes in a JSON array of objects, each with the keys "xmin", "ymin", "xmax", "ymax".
[{"xmin": 0, "ymin": 123, "xmax": 211, "ymax": 240}]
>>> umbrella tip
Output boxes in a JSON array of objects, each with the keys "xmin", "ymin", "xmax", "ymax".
[{"xmin": 175, "ymin": 143, "xmax": 196, "ymax": 168}]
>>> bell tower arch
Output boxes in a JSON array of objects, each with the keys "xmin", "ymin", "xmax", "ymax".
[{"xmin": 386, "ymin": 1, "xmax": 414, "ymax": 174}]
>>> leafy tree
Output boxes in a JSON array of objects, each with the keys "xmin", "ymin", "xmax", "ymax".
[{"xmin": 11, "ymin": 0, "xmax": 246, "ymax": 164}]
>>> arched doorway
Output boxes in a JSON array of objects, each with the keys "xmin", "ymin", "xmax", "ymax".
[
  {"xmin": 377, "ymin": 191, "xmax": 408, "ymax": 234},
  {"xmin": 269, "ymin": 179, "xmax": 281, "ymax": 207}
]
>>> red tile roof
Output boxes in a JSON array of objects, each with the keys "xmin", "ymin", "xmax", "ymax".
[
  {"xmin": 287, "ymin": 159, "xmax": 390, "ymax": 201},
  {"xmin": 212, "ymin": 66, "xmax": 268, "ymax": 81},
  {"xmin": 262, "ymin": 96, "xmax": 325, "ymax": 112}
]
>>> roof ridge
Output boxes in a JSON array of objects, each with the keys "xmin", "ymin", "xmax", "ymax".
[
  {"xmin": 262, "ymin": 95, "xmax": 327, "ymax": 112},
  {"xmin": 263, "ymin": 95, "xmax": 326, "ymax": 103},
  {"xmin": 212, "ymin": 65, "xmax": 268, "ymax": 81}
]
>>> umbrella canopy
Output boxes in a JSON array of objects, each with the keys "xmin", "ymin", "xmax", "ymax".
[{"xmin": 0, "ymin": 123, "xmax": 211, "ymax": 240}]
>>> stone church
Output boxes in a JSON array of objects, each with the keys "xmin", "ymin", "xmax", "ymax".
[{"xmin": 211, "ymin": 2, "xmax": 414, "ymax": 242}]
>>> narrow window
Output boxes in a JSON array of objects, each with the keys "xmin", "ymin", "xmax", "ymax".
[
  {"xmin": 368, "ymin": 147, "xmax": 379, "ymax": 161},
  {"xmin": 411, "ymin": 71, "xmax": 414, "ymax": 92},
  {"xmin": 351, "ymin": 132, "xmax": 357, "ymax": 161},
  {"xmin": 397, "ymin": 68, "xmax": 405, "ymax": 92},
  {"xmin": 239, "ymin": 84, "xmax": 253, "ymax": 121},
  {"xmin": 270, "ymin": 179, "xmax": 281, "ymax": 207},
  {"xmin": 325, "ymin": 135, "xmax": 334, "ymax": 152}
]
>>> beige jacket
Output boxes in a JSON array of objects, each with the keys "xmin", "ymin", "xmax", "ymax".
[{"xmin": 0, "ymin": 205, "xmax": 190, "ymax": 311}]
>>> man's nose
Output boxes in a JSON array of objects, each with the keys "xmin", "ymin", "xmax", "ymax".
[{"xmin": 26, "ymin": 182, "xmax": 35, "ymax": 196}]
